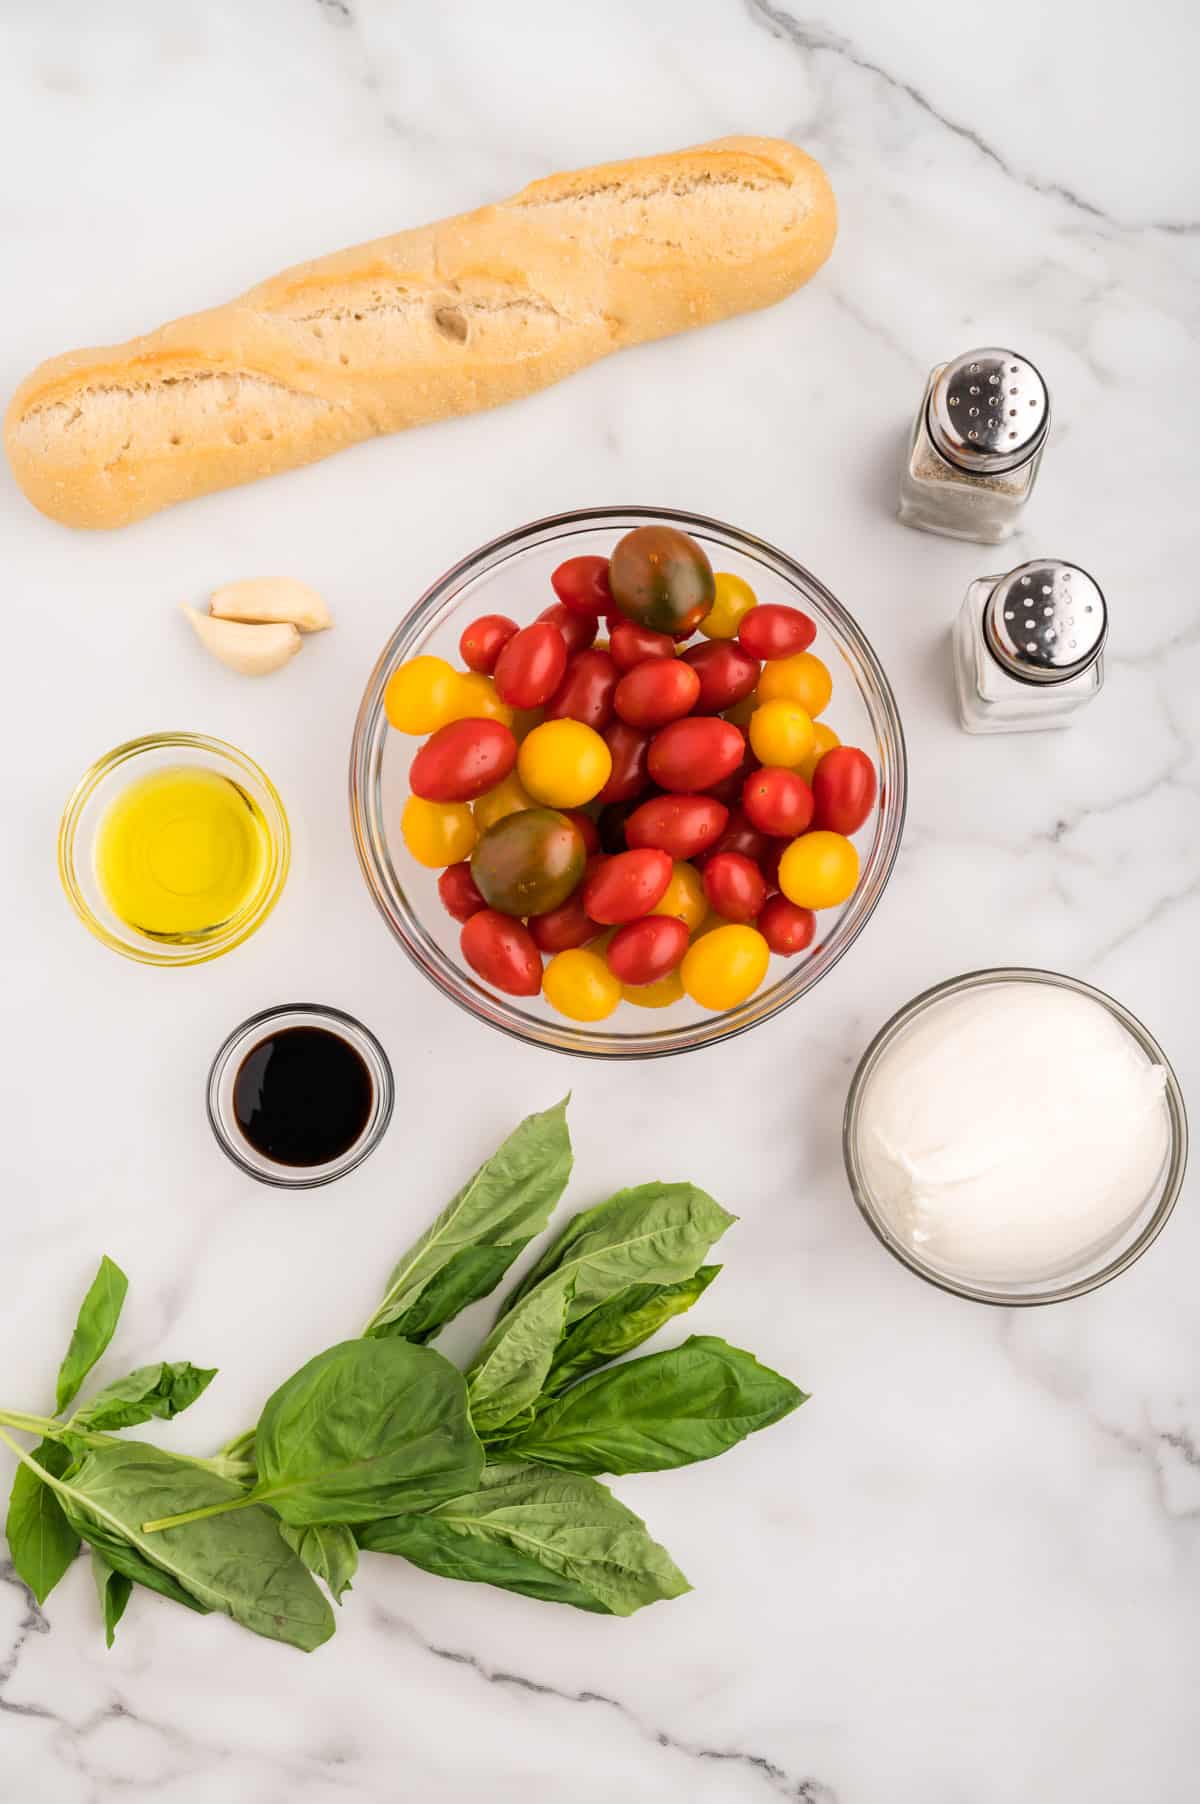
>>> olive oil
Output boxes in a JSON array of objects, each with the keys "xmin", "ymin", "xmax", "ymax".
[{"xmin": 94, "ymin": 765, "xmax": 270, "ymax": 942}]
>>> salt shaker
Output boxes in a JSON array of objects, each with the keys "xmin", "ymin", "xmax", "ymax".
[
  {"xmin": 899, "ymin": 349, "xmax": 1050, "ymax": 543},
  {"xmin": 953, "ymin": 559, "xmax": 1106, "ymax": 734}
]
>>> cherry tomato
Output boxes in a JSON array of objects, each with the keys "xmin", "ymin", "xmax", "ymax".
[
  {"xmin": 437, "ymin": 861, "xmax": 486, "ymax": 923},
  {"xmin": 622, "ymin": 969, "xmax": 685, "ymax": 1009},
  {"xmin": 648, "ymin": 717, "xmax": 745, "ymax": 793},
  {"xmin": 544, "ymin": 648, "xmax": 618, "ymax": 731},
  {"xmin": 757, "ymin": 651, "xmax": 833, "ymax": 717},
  {"xmin": 651, "ymin": 861, "xmax": 707, "ymax": 933},
  {"xmin": 605, "ymin": 915, "xmax": 690, "ymax": 985},
  {"xmin": 551, "ymin": 554, "xmax": 613, "ymax": 617},
  {"xmin": 702, "ymin": 806, "xmax": 770, "ymax": 866},
  {"xmin": 538, "ymin": 602, "xmax": 597, "ymax": 657},
  {"xmin": 742, "ymin": 767, "xmax": 815, "ymax": 838},
  {"xmin": 624, "ymin": 794, "xmax": 729, "ymax": 861},
  {"xmin": 385, "ymin": 656, "xmax": 462, "ymax": 735},
  {"xmin": 609, "ymin": 620, "xmax": 677, "ymax": 673},
  {"xmin": 738, "ymin": 604, "xmax": 817, "ymax": 661},
  {"xmin": 402, "ymin": 796, "xmax": 476, "ymax": 868},
  {"xmin": 582, "ymin": 848, "xmax": 673, "ymax": 924},
  {"xmin": 680, "ymin": 924, "xmax": 769, "ymax": 1010},
  {"xmin": 459, "ymin": 614, "xmax": 518, "ymax": 675},
  {"xmin": 608, "ymin": 526, "xmax": 716, "ymax": 635},
  {"xmin": 409, "ymin": 718, "xmax": 517, "ymax": 803},
  {"xmin": 614, "ymin": 659, "xmax": 701, "ymax": 729},
  {"xmin": 597, "ymin": 721, "xmax": 652, "ymax": 804},
  {"xmin": 473, "ymin": 771, "xmax": 534, "ymax": 832},
  {"xmin": 562, "ymin": 809, "xmax": 601, "ymax": 855},
  {"xmin": 471, "ymin": 808, "xmax": 586, "ymax": 916},
  {"xmin": 702, "ymin": 852, "xmax": 767, "ymax": 924},
  {"xmin": 543, "ymin": 947, "xmax": 622, "ymax": 1022},
  {"xmin": 811, "ymin": 747, "xmax": 877, "ymax": 836},
  {"xmin": 517, "ymin": 719, "xmax": 612, "ymax": 808},
  {"xmin": 461, "ymin": 910, "xmax": 542, "ymax": 997},
  {"xmin": 493, "ymin": 622, "xmax": 569, "ymax": 709},
  {"xmin": 749, "ymin": 700, "xmax": 815, "ymax": 768},
  {"xmin": 679, "ymin": 641, "xmax": 760, "ymax": 713},
  {"xmin": 530, "ymin": 891, "xmax": 600, "ymax": 953},
  {"xmin": 705, "ymin": 735, "xmax": 758, "ymax": 807},
  {"xmin": 446, "ymin": 672, "xmax": 514, "ymax": 727},
  {"xmin": 797, "ymin": 721, "xmax": 840, "ymax": 785},
  {"xmin": 699, "ymin": 571, "xmax": 758, "ymax": 641},
  {"xmin": 778, "ymin": 831, "xmax": 859, "ymax": 909},
  {"xmin": 757, "ymin": 895, "xmax": 816, "ymax": 955}
]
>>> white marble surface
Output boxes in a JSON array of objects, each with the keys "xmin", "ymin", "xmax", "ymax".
[{"xmin": 1, "ymin": 2, "xmax": 1197, "ymax": 1799}]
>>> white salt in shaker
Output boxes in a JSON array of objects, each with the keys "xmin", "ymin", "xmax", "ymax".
[
  {"xmin": 899, "ymin": 349, "xmax": 1049, "ymax": 542},
  {"xmin": 953, "ymin": 558, "xmax": 1106, "ymax": 734}
]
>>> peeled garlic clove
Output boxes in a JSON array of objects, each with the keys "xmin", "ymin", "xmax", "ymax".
[
  {"xmin": 182, "ymin": 605, "xmax": 302, "ymax": 676},
  {"xmin": 209, "ymin": 577, "xmax": 332, "ymax": 633}
]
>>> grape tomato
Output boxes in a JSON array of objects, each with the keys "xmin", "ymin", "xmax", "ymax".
[
  {"xmin": 437, "ymin": 861, "xmax": 486, "ymax": 923},
  {"xmin": 605, "ymin": 915, "xmax": 689, "ymax": 985},
  {"xmin": 542, "ymin": 947, "xmax": 622, "ymax": 1022},
  {"xmin": 624, "ymin": 794, "xmax": 728, "ymax": 861},
  {"xmin": 647, "ymin": 717, "xmax": 745, "ymax": 793},
  {"xmin": 409, "ymin": 718, "xmax": 517, "ymax": 803},
  {"xmin": 679, "ymin": 641, "xmax": 760, "ymax": 713},
  {"xmin": 538, "ymin": 602, "xmax": 597, "ymax": 657},
  {"xmin": 493, "ymin": 622, "xmax": 569, "ymax": 709},
  {"xmin": 582, "ymin": 848, "xmax": 673, "ymax": 924},
  {"xmin": 757, "ymin": 651, "xmax": 833, "ymax": 718},
  {"xmin": 702, "ymin": 806, "xmax": 770, "ymax": 867},
  {"xmin": 529, "ymin": 892, "xmax": 600, "ymax": 953},
  {"xmin": 384, "ymin": 656, "xmax": 462, "ymax": 735},
  {"xmin": 614, "ymin": 659, "xmax": 701, "ymax": 729},
  {"xmin": 699, "ymin": 571, "xmax": 757, "ymax": 641},
  {"xmin": 402, "ymin": 796, "xmax": 476, "ymax": 868},
  {"xmin": 544, "ymin": 648, "xmax": 618, "ymax": 729},
  {"xmin": 811, "ymin": 746, "xmax": 877, "ymax": 836},
  {"xmin": 460, "ymin": 614, "xmax": 518, "ymax": 675},
  {"xmin": 609, "ymin": 621, "xmax": 677, "ymax": 673},
  {"xmin": 680, "ymin": 924, "xmax": 769, "ymax": 1010},
  {"xmin": 597, "ymin": 721, "xmax": 652, "ymax": 804},
  {"xmin": 757, "ymin": 895, "xmax": 816, "ymax": 956},
  {"xmin": 701, "ymin": 851, "xmax": 767, "ymax": 924},
  {"xmin": 461, "ymin": 910, "xmax": 542, "ymax": 997},
  {"xmin": 742, "ymin": 767, "xmax": 815, "ymax": 838},
  {"xmin": 551, "ymin": 555, "xmax": 612, "ymax": 617},
  {"xmin": 737, "ymin": 604, "xmax": 816, "ymax": 661}
]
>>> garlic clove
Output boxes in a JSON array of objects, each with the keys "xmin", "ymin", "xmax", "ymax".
[
  {"xmin": 209, "ymin": 577, "xmax": 332, "ymax": 633},
  {"xmin": 182, "ymin": 605, "xmax": 302, "ymax": 676}
]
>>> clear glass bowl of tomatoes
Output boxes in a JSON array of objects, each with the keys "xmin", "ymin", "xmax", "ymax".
[{"xmin": 350, "ymin": 507, "xmax": 906, "ymax": 1058}]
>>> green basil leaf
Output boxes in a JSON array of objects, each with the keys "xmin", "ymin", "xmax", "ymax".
[
  {"xmin": 72, "ymin": 1361, "xmax": 217, "ymax": 1431},
  {"xmin": 364, "ymin": 1099, "xmax": 572, "ymax": 1341},
  {"xmin": 249, "ymin": 1339, "xmax": 482, "ymax": 1527},
  {"xmin": 55, "ymin": 1256, "xmax": 128, "ymax": 1414},
  {"xmin": 5, "ymin": 1439, "xmax": 80, "ymax": 1605},
  {"xmin": 541, "ymin": 1266, "xmax": 720, "ymax": 1398},
  {"xmin": 91, "ymin": 1549, "xmax": 132, "ymax": 1649},
  {"xmin": 358, "ymin": 1463, "xmax": 690, "ymax": 1617},
  {"xmin": 279, "ymin": 1522, "xmax": 358, "ymax": 1604},
  {"xmin": 501, "ymin": 1335, "xmax": 807, "ymax": 1475},
  {"xmin": 465, "ymin": 1279, "xmax": 575, "ymax": 1438}
]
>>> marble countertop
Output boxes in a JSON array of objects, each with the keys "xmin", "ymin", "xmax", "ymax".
[{"xmin": 1, "ymin": 2, "xmax": 1197, "ymax": 1799}]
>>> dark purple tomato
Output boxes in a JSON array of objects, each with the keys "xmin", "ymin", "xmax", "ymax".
[
  {"xmin": 608, "ymin": 526, "xmax": 716, "ymax": 636},
  {"xmin": 470, "ymin": 807, "xmax": 586, "ymax": 917}
]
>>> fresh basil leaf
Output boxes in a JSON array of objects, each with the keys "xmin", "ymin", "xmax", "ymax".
[
  {"xmin": 91, "ymin": 1549, "xmax": 132, "ymax": 1649},
  {"xmin": 55, "ymin": 1256, "xmax": 128, "ymax": 1414},
  {"xmin": 72, "ymin": 1361, "xmax": 217, "ymax": 1431},
  {"xmin": 358, "ymin": 1463, "xmax": 690, "ymax": 1616},
  {"xmin": 364, "ymin": 1099, "xmax": 572, "ymax": 1341},
  {"xmin": 279, "ymin": 1522, "xmax": 358, "ymax": 1605},
  {"xmin": 466, "ymin": 1280, "xmax": 575, "ymax": 1438},
  {"xmin": 541, "ymin": 1266, "xmax": 720, "ymax": 1399},
  {"xmin": 501, "ymin": 1335, "xmax": 807, "ymax": 1476},
  {"xmin": 5, "ymin": 1439, "xmax": 80, "ymax": 1604}
]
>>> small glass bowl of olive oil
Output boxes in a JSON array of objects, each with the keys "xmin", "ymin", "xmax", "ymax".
[{"xmin": 58, "ymin": 733, "xmax": 290, "ymax": 965}]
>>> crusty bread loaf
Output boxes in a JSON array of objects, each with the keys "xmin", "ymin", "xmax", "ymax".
[{"xmin": 5, "ymin": 137, "xmax": 836, "ymax": 529}]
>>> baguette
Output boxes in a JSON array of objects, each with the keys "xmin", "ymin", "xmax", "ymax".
[{"xmin": 4, "ymin": 136, "xmax": 836, "ymax": 530}]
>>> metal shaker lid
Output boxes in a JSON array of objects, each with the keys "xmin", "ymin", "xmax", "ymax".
[
  {"xmin": 985, "ymin": 560, "xmax": 1107, "ymax": 683},
  {"xmin": 928, "ymin": 349, "xmax": 1049, "ymax": 474}
]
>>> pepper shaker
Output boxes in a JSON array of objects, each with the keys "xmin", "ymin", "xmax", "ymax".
[
  {"xmin": 899, "ymin": 349, "xmax": 1050, "ymax": 543},
  {"xmin": 953, "ymin": 559, "xmax": 1107, "ymax": 734}
]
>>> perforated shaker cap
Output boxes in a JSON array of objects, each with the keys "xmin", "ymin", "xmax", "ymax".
[
  {"xmin": 985, "ymin": 561, "xmax": 1107, "ymax": 684},
  {"xmin": 928, "ymin": 349, "xmax": 1050, "ymax": 474}
]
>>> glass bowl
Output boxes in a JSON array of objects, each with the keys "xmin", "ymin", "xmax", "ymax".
[
  {"xmin": 58, "ymin": 732, "xmax": 290, "ymax": 966},
  {"xmin": 843, "ymin": 968, "xmax": 1189, "ymax": 1305},
  {"xmin": 350, "ymin": 506, "xmax": 907, "ymax": 1057}
]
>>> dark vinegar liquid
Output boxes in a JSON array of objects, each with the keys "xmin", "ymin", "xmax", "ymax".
[{"xmin": 233, "ymin": 1027, "xmax": 374, "ymax": 1167}]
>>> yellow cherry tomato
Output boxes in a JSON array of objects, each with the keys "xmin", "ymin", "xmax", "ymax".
[
  {"xmin": 473, "ymin": 771, "xmax": 535, "ymax": 832},
  {"xmin": 448, "ymin": 671, "xmax": 514, "ymax": 728},
  {"xmin": 778, "ymin": 830, "xmax": 859, "ymax": 909},
  {"xmin": 797, "ymin": 721, "xmax": 840, "ymax": 784},
  {"xmin": 681, "ymin": 924, "xmax": 770, "ymax": 1011},
  {"xmin": 700, "ymin": 571, "xmax": 758, "ymax": 641},
  {"xmin": 518, "ymin": 719, "xmax": 612, "ymax": 808},
  {"xmin": 543, "ymin": 948, "xmax": 622, "ymax": 1022},
  {"xmin": 749, "ymin": 699, "xmax": 815, "ymax": 768},
  {"xmin": 385, "ymin": 656, "xmax": 462, "ymax": 735},
  {"xmin": 757, "ymin": 651, "xmax": 833, "ymax": 718},
  {"xmin": 401, "ymin": 795, "xmax": 477, "ymax": 868},
  {"xmin": 651, "ymin": 861, "xmax": 707, "ymax": 933},
  {"xmin": 723, "ymin": 690, "xmax": 759, "ymax": 728},
  {"xmin": 621, "ymin": 970, "xmax": 685, "ymax": 1009}
]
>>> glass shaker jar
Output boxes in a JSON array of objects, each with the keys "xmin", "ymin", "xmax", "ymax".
[
  {"xmin": 899, "ymin": 349, "xmax": 1050, "ymax": 543},
  {"xmin": 953, "ymin": 559, "xmax": 1107, "ymax": 734}
]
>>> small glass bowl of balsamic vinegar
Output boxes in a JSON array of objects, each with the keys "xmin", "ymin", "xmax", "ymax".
[
  {"xmin": 58, "ymin": 733, "xmax": 290, "ymax": 965},
  {"xmin": 207, "ymin": 1004, "xmax": 395, "ymax": 1188}
]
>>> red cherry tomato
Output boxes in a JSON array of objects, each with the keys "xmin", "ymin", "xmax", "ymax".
[
  {"xmin": 529, "ymin": 892, "xmax": 599, "ymax": 953},
  {"xmin": 609, "ymin": 621, "xmax": 677, "ymax": 674},
  {"xmin": 605, "ymin": 915, "xmax": 690, "ymax": 985},
  {"xmin": 811, "ymin": 747, "xmax": 878, "ymax": 835},
  {"xmin": 562, "ymin": 809, "xmax": 601, "ymax": 855},
  {"xmin": 738, "ymin": 604, "xmax": 817, "ymax": 661},
  {"xmin": 679, "ymin": 641, "xmax": 760, "ymax": 713},
  {"xmin": 460, "ymin": 613, "xmax": 518, "ymax": 675},
  {"xmin": 702, "ymin": 807, "xmax": 771, "ymax": 866},
  {"xmin": 493, "ymin": 622, "xmax": 569, "ymax": 709},
  {"xmin": 582, "ymin": 848, "xmax": 673, "ymax": 924},
  {"xmin": 544, "ymin": 648, "xmax": 618, "ymax": 729},
  {"xmin": 538, "ymin": 602, "xmax": 597, "ymax": 657},
  {"xmin": 437, "ymin": 861, "xmax": 486, "ymax": 923},
  {"xmin": 705, "ymin": 736, "xmax": 759, "ymax": 807},
  {"xmin": 757, "ymin": 895, "xmax": 816, "ymax": 955},
  {"xmin": 551, "ymin": 555, "xmax": 613, "ymax": 617},
  {"xmin": 597, "ymin": 721, "xmax": 652, "ymax": 804},
  {"xmin": 648, "ymin": 717, "xmax": 745, "ymax": 793},
  {"xmin": 460, "ymin": 910, "xmax": 542, "ymax": 996},
  {"xmin": 742, "ymin": 767, "xmax": 815, "ymax": 838},
  {"xmin": 702, "ymin": 851, "xmax": 767, "ymax": 923},
  {"xmin": 614, "ymin": 659, "xmax": 701, "ymax": 730},
  {"xmin": 624, "ymin": 794, "xmax": 729, "ymax": 861},
  {"xmin": 409, "ymin": 719, "xmax": 517, "ymax": 803}
]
